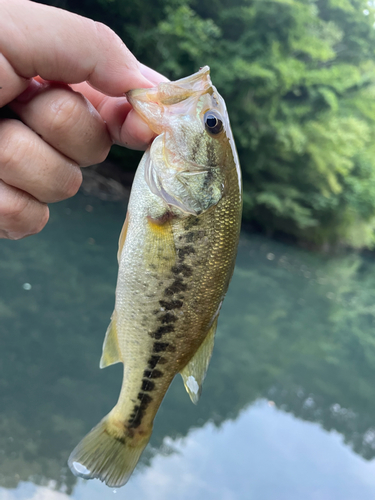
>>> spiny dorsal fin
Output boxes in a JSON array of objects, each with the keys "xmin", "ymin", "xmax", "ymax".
[
  {"xmin": 180, "ymin": 316, "xmax": 218, "ymax": 404},
  {"xmin": 100, "ymin": 313, "xmax": 121, "ymax": 369}
]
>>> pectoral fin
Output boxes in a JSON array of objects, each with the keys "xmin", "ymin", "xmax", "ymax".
[
  {"xmin": 180, "ymin": 317, "xmax": 218, "ymax": 404},
  {"xmin": 117, "ymin": 211, "xmax": 130, "ymax": 263},
  {"xmin": 145, "ymin": 216, "xmax": 176, "ymax": 273},
  {"xmin": 100, "ymin": 313, "xmax": 121, "ymax": 369}
]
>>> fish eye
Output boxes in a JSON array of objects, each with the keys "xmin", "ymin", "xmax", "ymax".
[{"xmin": 204, "ymin": 110, "xmax": 223, "ymax": 135}]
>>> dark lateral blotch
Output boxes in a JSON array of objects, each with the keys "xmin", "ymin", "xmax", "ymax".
[
  {"xmin": 172, "ymin": 264, "xmax": 193, "ymax": 278},
  {"xmin": 128, "ymin": 405, "xmax": 142, "ymax": 428},
  {"xmin": 148, "ymin": 354, "xmax": 166, "ymax": 368},
  {"xmin": 159, "ymin": 299, "xmax": 183, "ymax": 310},
  {"xmin": 137, "ymin": 392, "xmax": 153, "ymax": 406},
  {"xmin": 161, "ymin": 312, "xmax": 178, "ymax": 324},
  {"xmin": 177, "ymin": 246, "xmax": 195, "ymax": 261},
  {"xmin": 143, "ymin": 369, "xmax": 163, "ymax": 379},
  {"xmin": 141, "ymin": 379, "xmax": 155, "ymax": 391},
  {"xmin": 128, "ymin": 392, "xmax": 153, "ymax": 428},
  {"xmin": 150, "ymin": 324, "xmax": 175, "ymax": 339},
  {"xmin": 164, "ymin": 277, "xmax": 188, "ymax": 296},
  {"xmin": 153, "ymin": 342, "xmax": 169, "ymax": 352},
  {"xmin": 185, "ymin": 232, "xmax": 195, "ymax": 243}
]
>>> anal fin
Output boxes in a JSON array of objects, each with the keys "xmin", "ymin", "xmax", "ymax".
[
  {"xmin": 180, "ymin": 316, "xmax": 218, "ymax": 404},
  {"xmin": 100, "ymin": 312, "xmax": 121, "ymax": 369}
]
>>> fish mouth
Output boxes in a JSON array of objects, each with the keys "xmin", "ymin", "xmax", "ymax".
[{"xmin": 126, "ymin": 66, "xmax": 213, "ymax": 122}]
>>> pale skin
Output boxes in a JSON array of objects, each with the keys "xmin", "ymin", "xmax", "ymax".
[{"xmin": 0, "ymin": 0, "xmax": 168, "ymax": 240}]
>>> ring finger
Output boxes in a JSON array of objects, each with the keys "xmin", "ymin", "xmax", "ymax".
[{"xmin": 0, "ymin": 118, "xmax": 83, "ymax": 203}]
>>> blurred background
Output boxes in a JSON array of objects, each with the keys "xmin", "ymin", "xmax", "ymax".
[{"xmin": 2, "ymin": 1, "xmax": 375, "ymax": 499}]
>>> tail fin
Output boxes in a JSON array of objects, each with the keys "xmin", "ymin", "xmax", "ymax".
[{"xmin": 68, "ymin": 415, "xmax": 151, "ymax": 488}]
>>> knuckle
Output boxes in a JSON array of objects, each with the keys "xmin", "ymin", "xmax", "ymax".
[
  {"xmin": 93, "ymin": 145, "xmax": 110, "ymax": 166},
  {"xmin": 61, "ymin": 167, "xmax": 82, "ymax": 199},
  {"xmin": 93, "ymin": 21, "xmax": 117, "ymax": 44},
  {"xmin": 7, "ymin": 231, "xmax": 28, "ymax": 241},
  {"xmin": 29, "ymin": 206, "xmax": 50, "ymax": 236},
  {"xmin": 5, "ymin": 233, "xmax": 23, "ymax": 241},
  {"xmin": 0, "ymin": 120, "xmax": 29, "ymax": 172},
  {"xmin": 50, "ymin": 94, "xmax": 81, "ymax": 133},
  {"xmin": 75, "ymin": 121, "xmax": 111, "ymax": 167},
  {"xmin": 92, "ymin": 21, "xmax": 137, "ymax": 68},
  {"xmin": 0, "ymin": 194, "xmax": 49, "ymax": 239},
  {"xmin": 0, "ymin": 190, "xmax": 31, "ymax": 221}
]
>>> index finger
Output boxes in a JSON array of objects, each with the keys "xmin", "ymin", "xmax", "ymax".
[{"xmin": 0, "ymin": 0, "xmax": 152, "ymax": 98}]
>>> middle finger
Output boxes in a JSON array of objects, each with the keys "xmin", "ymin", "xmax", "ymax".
[{"xmin": 10, "ymin": 80, "xmax": 112, "ymax": 167}]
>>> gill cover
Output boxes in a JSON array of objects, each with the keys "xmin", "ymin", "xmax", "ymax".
[{"xmin": 145, "ymin": 134, "xmax": 223, "ymax": 215}]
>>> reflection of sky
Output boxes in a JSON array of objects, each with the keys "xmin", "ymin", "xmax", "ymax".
[{"xmin": 3, "ymin": 401, "xmax": 375, "ymax": 500}]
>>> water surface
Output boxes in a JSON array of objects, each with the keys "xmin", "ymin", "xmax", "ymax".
[{"xmin": 1, "ymin": 192, "xmax": 375, "ymax": 499}]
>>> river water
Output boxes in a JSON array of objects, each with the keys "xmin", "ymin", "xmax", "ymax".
[{"xmin": 1, "ymin": 191, "xmax": 375, "ymax": 499}]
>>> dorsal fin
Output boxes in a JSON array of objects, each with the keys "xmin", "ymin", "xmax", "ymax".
[{"xmin": 180, "ymin": 316, "xmax": 218, "ymax": 404}]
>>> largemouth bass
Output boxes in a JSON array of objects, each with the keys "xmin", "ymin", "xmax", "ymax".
[{"xmin": 68, "ymin": 66, "xmax": 242, "ymax": 488}]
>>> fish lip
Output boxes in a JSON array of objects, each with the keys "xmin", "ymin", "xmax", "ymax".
[
  {"xmin": 126, "ymin": 66, "xmax": 212, "ymax": 107},
  {"xmin": 126, "ymin": 87, "xmax": 158, "ymax": 106},
  {"xmin": 170, "ymin": 65, "xmax": 211, "ymax": 90}
]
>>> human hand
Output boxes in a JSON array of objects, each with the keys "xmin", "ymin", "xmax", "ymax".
[{"xmin": 0, "ymin": 0, "xmax": 167, "ymax": 240}]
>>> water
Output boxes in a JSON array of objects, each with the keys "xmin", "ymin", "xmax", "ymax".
[{"xmin": 1, "ymin": 192, "xmax": 375, "ymax": 499}]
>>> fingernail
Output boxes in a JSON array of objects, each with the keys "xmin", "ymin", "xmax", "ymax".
[
  {"xmin": 122, "ymin": 77, "xmax": 154, "ymax": 96},
  {"xmin": 139, "ymin": 63, "xmax": 170, "ymax": 85}
]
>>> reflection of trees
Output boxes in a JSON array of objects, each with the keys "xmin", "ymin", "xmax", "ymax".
[
  {"xmin": 2, "ymin": 196, "xmax": 375, "ymax": 491},
  {"xmin": 216, "ymin": 236, "xmax": 375, "ymax": 461}
]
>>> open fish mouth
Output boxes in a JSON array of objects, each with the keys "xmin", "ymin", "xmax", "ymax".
[{"xmin": 126, "ymin": 66, "xmax": 219, "ymax": 137}]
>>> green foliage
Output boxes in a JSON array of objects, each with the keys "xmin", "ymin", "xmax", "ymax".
[{"xmin": 44, "ymin": 0, "xmax": 375, "ymax": 247}]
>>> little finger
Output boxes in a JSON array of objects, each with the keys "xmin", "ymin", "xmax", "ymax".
[{"xmin": 0, "ymin": 180, "xmax": 49, "ymax": 240}]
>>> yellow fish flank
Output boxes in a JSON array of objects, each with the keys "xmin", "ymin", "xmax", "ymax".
[{"xmin": 68, "ymin": 66, "xmax": 242, "ymax": 487}]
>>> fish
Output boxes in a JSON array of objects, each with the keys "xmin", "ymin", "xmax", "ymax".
[{"xmin": 68, "ymin": 66, "xmax": 242, "ymax": 488}]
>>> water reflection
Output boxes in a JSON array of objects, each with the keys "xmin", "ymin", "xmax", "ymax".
[
  {"xmin": 4, "ymin": 402, "xmax": 375, "ymax": 500},
  {"xmin": 1, "ymin": 192, "xmax": 375, "ymax": 496}
]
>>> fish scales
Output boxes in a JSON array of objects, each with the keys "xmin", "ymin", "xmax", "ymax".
[{"xmin": 68, "ymin": 66, "xmax": 242, "ymax": 488}]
